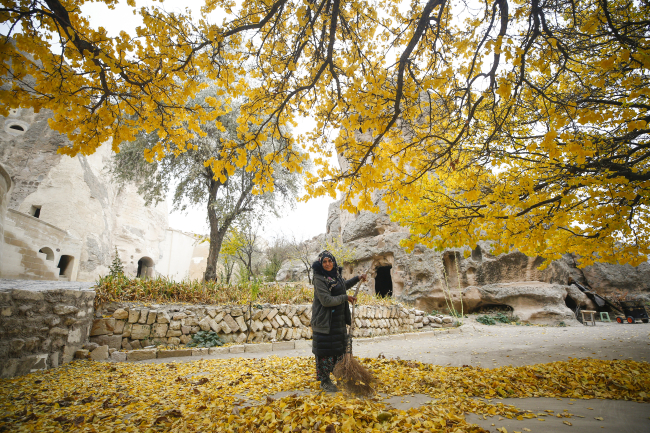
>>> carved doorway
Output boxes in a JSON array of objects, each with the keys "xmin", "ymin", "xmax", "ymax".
[{"xmin": 375, "ymin": 265, "xmax": 393, "ymax": 297}]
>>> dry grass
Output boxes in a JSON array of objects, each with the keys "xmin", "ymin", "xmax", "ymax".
[{"xmin": 93, "ymin": 275, "xmax": 402, "ymax": 309}]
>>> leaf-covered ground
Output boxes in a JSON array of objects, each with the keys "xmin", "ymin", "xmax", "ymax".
[{"xmin": 1, "ymin": 357, "xmax": 648, "ymax": 432}]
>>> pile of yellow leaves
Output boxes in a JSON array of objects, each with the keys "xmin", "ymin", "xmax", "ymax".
[{"xmin": 1, "ymin": 358, "xmax": 647, "ymax": 432}]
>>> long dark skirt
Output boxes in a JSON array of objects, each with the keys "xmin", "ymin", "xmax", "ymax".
[{"xmin": 315, "ymin": 354, "xmax": 345, "ymax": 382}]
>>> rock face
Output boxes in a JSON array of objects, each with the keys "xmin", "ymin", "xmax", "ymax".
[
  {"xmin": 463, "ymin": 282, "xmax": 577, "ymax": 324},
  {"xmin": 0, "ymin": 109, "xmax": 209, "ymax": 282},
  {"xmin": 296, "ymin": 194, "xmax": 650, "ymax": 323}
]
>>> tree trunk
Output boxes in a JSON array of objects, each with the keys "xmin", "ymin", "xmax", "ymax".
[{"xmin": 204, "ymin": 179, "xmax": 225, "ymax": 281}]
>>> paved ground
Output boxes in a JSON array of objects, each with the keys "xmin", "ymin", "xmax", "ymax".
[{"xmin": 135, "ymin": 320, "xmax": 650, "ymax": 432}]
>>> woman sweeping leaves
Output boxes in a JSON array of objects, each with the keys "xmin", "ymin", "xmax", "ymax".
[{"xmin": 310, "ymin": 250, "xmax": 366, "ymax": 392}]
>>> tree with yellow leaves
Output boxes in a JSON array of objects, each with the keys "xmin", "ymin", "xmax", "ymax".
[{"xmin": 2, "ymin": 0, "xmax": 648, "ymax": 267}]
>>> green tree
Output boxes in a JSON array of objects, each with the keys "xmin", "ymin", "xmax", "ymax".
[{"xmin": 111, "ymin": 84, "xmax": 304, "ymax": 280}]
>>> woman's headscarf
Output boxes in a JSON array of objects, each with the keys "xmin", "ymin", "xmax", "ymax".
[{"xmin": 312, "ymin": 250, "xmax": 339, "ymax": 280}]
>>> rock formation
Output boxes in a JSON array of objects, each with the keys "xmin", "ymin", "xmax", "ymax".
[{"xmin": 0, "ymin": 108, "xmax": 208, "ymax": 282}]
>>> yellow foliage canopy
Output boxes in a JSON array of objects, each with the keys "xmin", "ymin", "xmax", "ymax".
[{"xmin": 1, "ymin": 0, "xmax": 649, "ymax": 266}]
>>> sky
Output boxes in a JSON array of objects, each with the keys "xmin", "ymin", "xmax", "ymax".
[{"xmin": 80, "ymin": 0, "xmax": 338, "ymax": 242}]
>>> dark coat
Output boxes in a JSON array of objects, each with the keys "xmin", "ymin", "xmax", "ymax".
[{"xmin": 311, "ymin": 266, "xmax": 360, "ymax": 357}]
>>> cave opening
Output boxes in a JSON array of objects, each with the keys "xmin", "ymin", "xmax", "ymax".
[{"xmin": 375, "ymin": 266, "xmax": 393, "ymax": 297}]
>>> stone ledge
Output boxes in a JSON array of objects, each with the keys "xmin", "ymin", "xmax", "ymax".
[
  {"xmin": 108, "ymin": 327, "xmax": 462, "ymax": 362},
  {"xmin": 244, "ymin": 343, "xmax": 272, "ymax": 353},
  {"xmin": 157, "ymin": 349, "xmax": 192, "ymax": 358},
  {"xmin": 272, "ymin": 341, "xmax": 295, "ymax": 351}
]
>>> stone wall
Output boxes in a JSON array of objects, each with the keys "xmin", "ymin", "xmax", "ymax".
[
  {"xmin": 0, "ymin": 162, "xmax": 11, "ymax": 275},
  {"xmin": 93, "ymin": 302, "xmax": 445, "ymax": 352},
  {"xmin": 2, "ymin": 209, "xmax": 83, "ymax": 281},
  {"xmin": 0, "ymin": 279, "xmax": 95, "ymax": 378}
]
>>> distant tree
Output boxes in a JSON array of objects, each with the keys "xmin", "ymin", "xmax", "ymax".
[
  {"xmin": 110, "ymin": 83, "xmax": 304, "ymax": 281},
  {"xmin": 232, "ymin": 219, "xmax": 264, "ymax": 281},
  {"xmin": 288, "ymin": 236, "xmax": 318, "ymax": 284},
  {"xmin": 263, "ymin": 235, "xmax": 292, "ymax": 282},
  {"xmin": 217, "ymin": 229, "xmax": 243, "ymax": 284}
]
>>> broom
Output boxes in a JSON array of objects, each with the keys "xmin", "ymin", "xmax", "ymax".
[{"xmin": 333, "ymin": 281, "xmax": 377, "ymax": 395}]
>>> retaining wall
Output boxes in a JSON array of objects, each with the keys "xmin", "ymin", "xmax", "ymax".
[
  {"xmin": 0, "ymin": 279, "xmax": 95, "ymax": 378},
  {"xmin": 94, "ymin": 302, "xmax": 453, "ymax": 352}
]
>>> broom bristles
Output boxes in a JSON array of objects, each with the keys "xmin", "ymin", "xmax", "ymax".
[{"xmin": 333, "ymin": 353, "xmax": 376, "ymax": 395}]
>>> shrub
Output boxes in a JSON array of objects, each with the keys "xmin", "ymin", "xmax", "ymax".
[
  {"xmin": 476, "ymin": 315, "xmax": 496, "ymax": 325},
  {"xmin": 186, "ymin": 331, "xmax": 225, "ymax": 348},
  {"xmin": 93, "ymin": 275, "xmax": 401, "ymax": 309}
]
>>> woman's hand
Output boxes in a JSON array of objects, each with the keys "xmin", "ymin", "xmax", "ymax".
[
  {"xmin": 359, "ymin": 273, "xmax": 367, "ymax": 282},
  {"xmin": 347, "ymin": 295, "xmax": 357, "ymax": 304}
]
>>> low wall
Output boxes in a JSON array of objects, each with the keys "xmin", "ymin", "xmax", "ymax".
[
  {"xmin": 0, "ymin": 279, "xmax": 96, "ymax": 378},
  {"xmin": 93, "ymin": 302, "xmax": 453, "ymax": 352},
  {"xmin": 0, "ymin": 279, "xmax": 456, "ymax": 377}
]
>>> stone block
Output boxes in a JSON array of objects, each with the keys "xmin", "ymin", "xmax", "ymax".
[
  {"xmin": 166, "ymin": 329, "xmax": 182, "ymax": 337},
  {"xmin": 180, "ymin": 335, "xmax": 191, "ymax": 344},
  {"xmin": 127, "ymin": 349, "xmax": 157, "ymax": 361},
  {"xmin": 231, "ymin": 307, "xmax": 243, "ymax": 317},
  {"xmin": 198, "ymin": 317, "xmax": 211, "ymax": 331},
  {"xmin": 11, "ymin": 289, "xmax": 44, "ymax": 301},
  {"xmin": 128, "ymin": 309, "xmax": 140, "ymax": 323},
  {"xmin": 157, "ymin": 311, "xmax": 170, "ymax": 324},
  {"xmin": 229, "ymin": 345, "xmax": 245, "ymax": 354},
  {"xmin": 90, "ymin": 334, "xmax": 122, "ymax": 350},
  {"xmin": 146, "ymin": 311, "xmax": 157, "ymax": 325},
  {"xmin": 110, "ymin": 351, "xmax": 127, "ymax": 362},
  {"xmin": 209, "ymin": 346, "xmax": 230, "ymax": 355},
  {"xmin": 181, "ymin": 326, "xmax": 191, "ymax": 335},
  {"xmin": 53, "ymin": 305, "xmax": 79, "ymax": 315},
  {"xmin": 206, "ymin": 308, "xmax": 217, "ymax": 318},
  {"xmin": 90, "ymin": 318, "xmax": 115, "ymax": 336},
  {"xmin": 214, "ymin": 311, "xmax": 225, "ymax": 322},
  {"xmin": 223, "ymin": 315, "xmax": 239, "ymax": 333},
  {"xmin": 220, "ymin": 320, "xmax": 232, "ymax": 334},
  {"xmin": 172, "ymin": 313, "xmax": 187, "ymax": 320},
  {"xmin": 75, "ymin": 349, "xmax": 89, "ymax": 359},
  {"xmin": 192, "ymin": 348, "xmax": 210, "ymax": 357},
  {"xmin": 89, "ymin": 345, "xmax": 109, "ymax": 361},
  {"xmin": 138, "ymin": 309, "xmax": 150, "ymax": 324},
  {"xmin": 291, "ymin": 316, "xmax": 302, "ymax": 327},
  {"xmin": 167, "ymin": 337, "xmax": 180, "ymax": 345},
  {"xmin": 113, "ymin": 308, "xmax": 129, "ymax": 320},
  {"xmin": 266, "ymin": 308, "xmax": 278, "ymax": 320},
  {"xmin": 122, "ymin": 323, "xmax": 132, "ymax": 338},
  {"xmin": 157, "ymin": 349, "xmax": 192, "ymax": 358},
  {"xmin": 183, "ymin": 316, "xmax": 199, "ymax": 327},
  {"xmin": 114, "ymin": 320, "xmax": 126, "ymax": 334},
  {"xmin": 294, "ymin": 340, "xmax": 312, "ymax": 350},
  {"xmin": 272, "ymin": 341, "xmax": 295, "ymax": 351},
  {"xmin": 169, "ymin": 320, "xmax": 182, "ymax": 330},
  {"xmin": 1, "ymin": 307, "xmax": 12, "ymax": 316},
  {"xmin": 130, "ymin": 324, "xmax": 151, "ymax": 340},
  {"xmin": 244, "ymin": 343, "xmax": 272, "ymax": 353},
  {"xmin": 208, "ymin": 318, "xmax": 221, "ymax": 333},
  {"xmin": 49, "ymin": 327, "xmax": 69, "ymax": 336},
  {"xmin": 131, "ymin": 339, "xmax": 142, "ymax": 350}
]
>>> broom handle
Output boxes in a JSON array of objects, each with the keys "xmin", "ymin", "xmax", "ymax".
[{"xmin": 349, "ymin": 283, "xmax": 361, "ymax": 334}]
